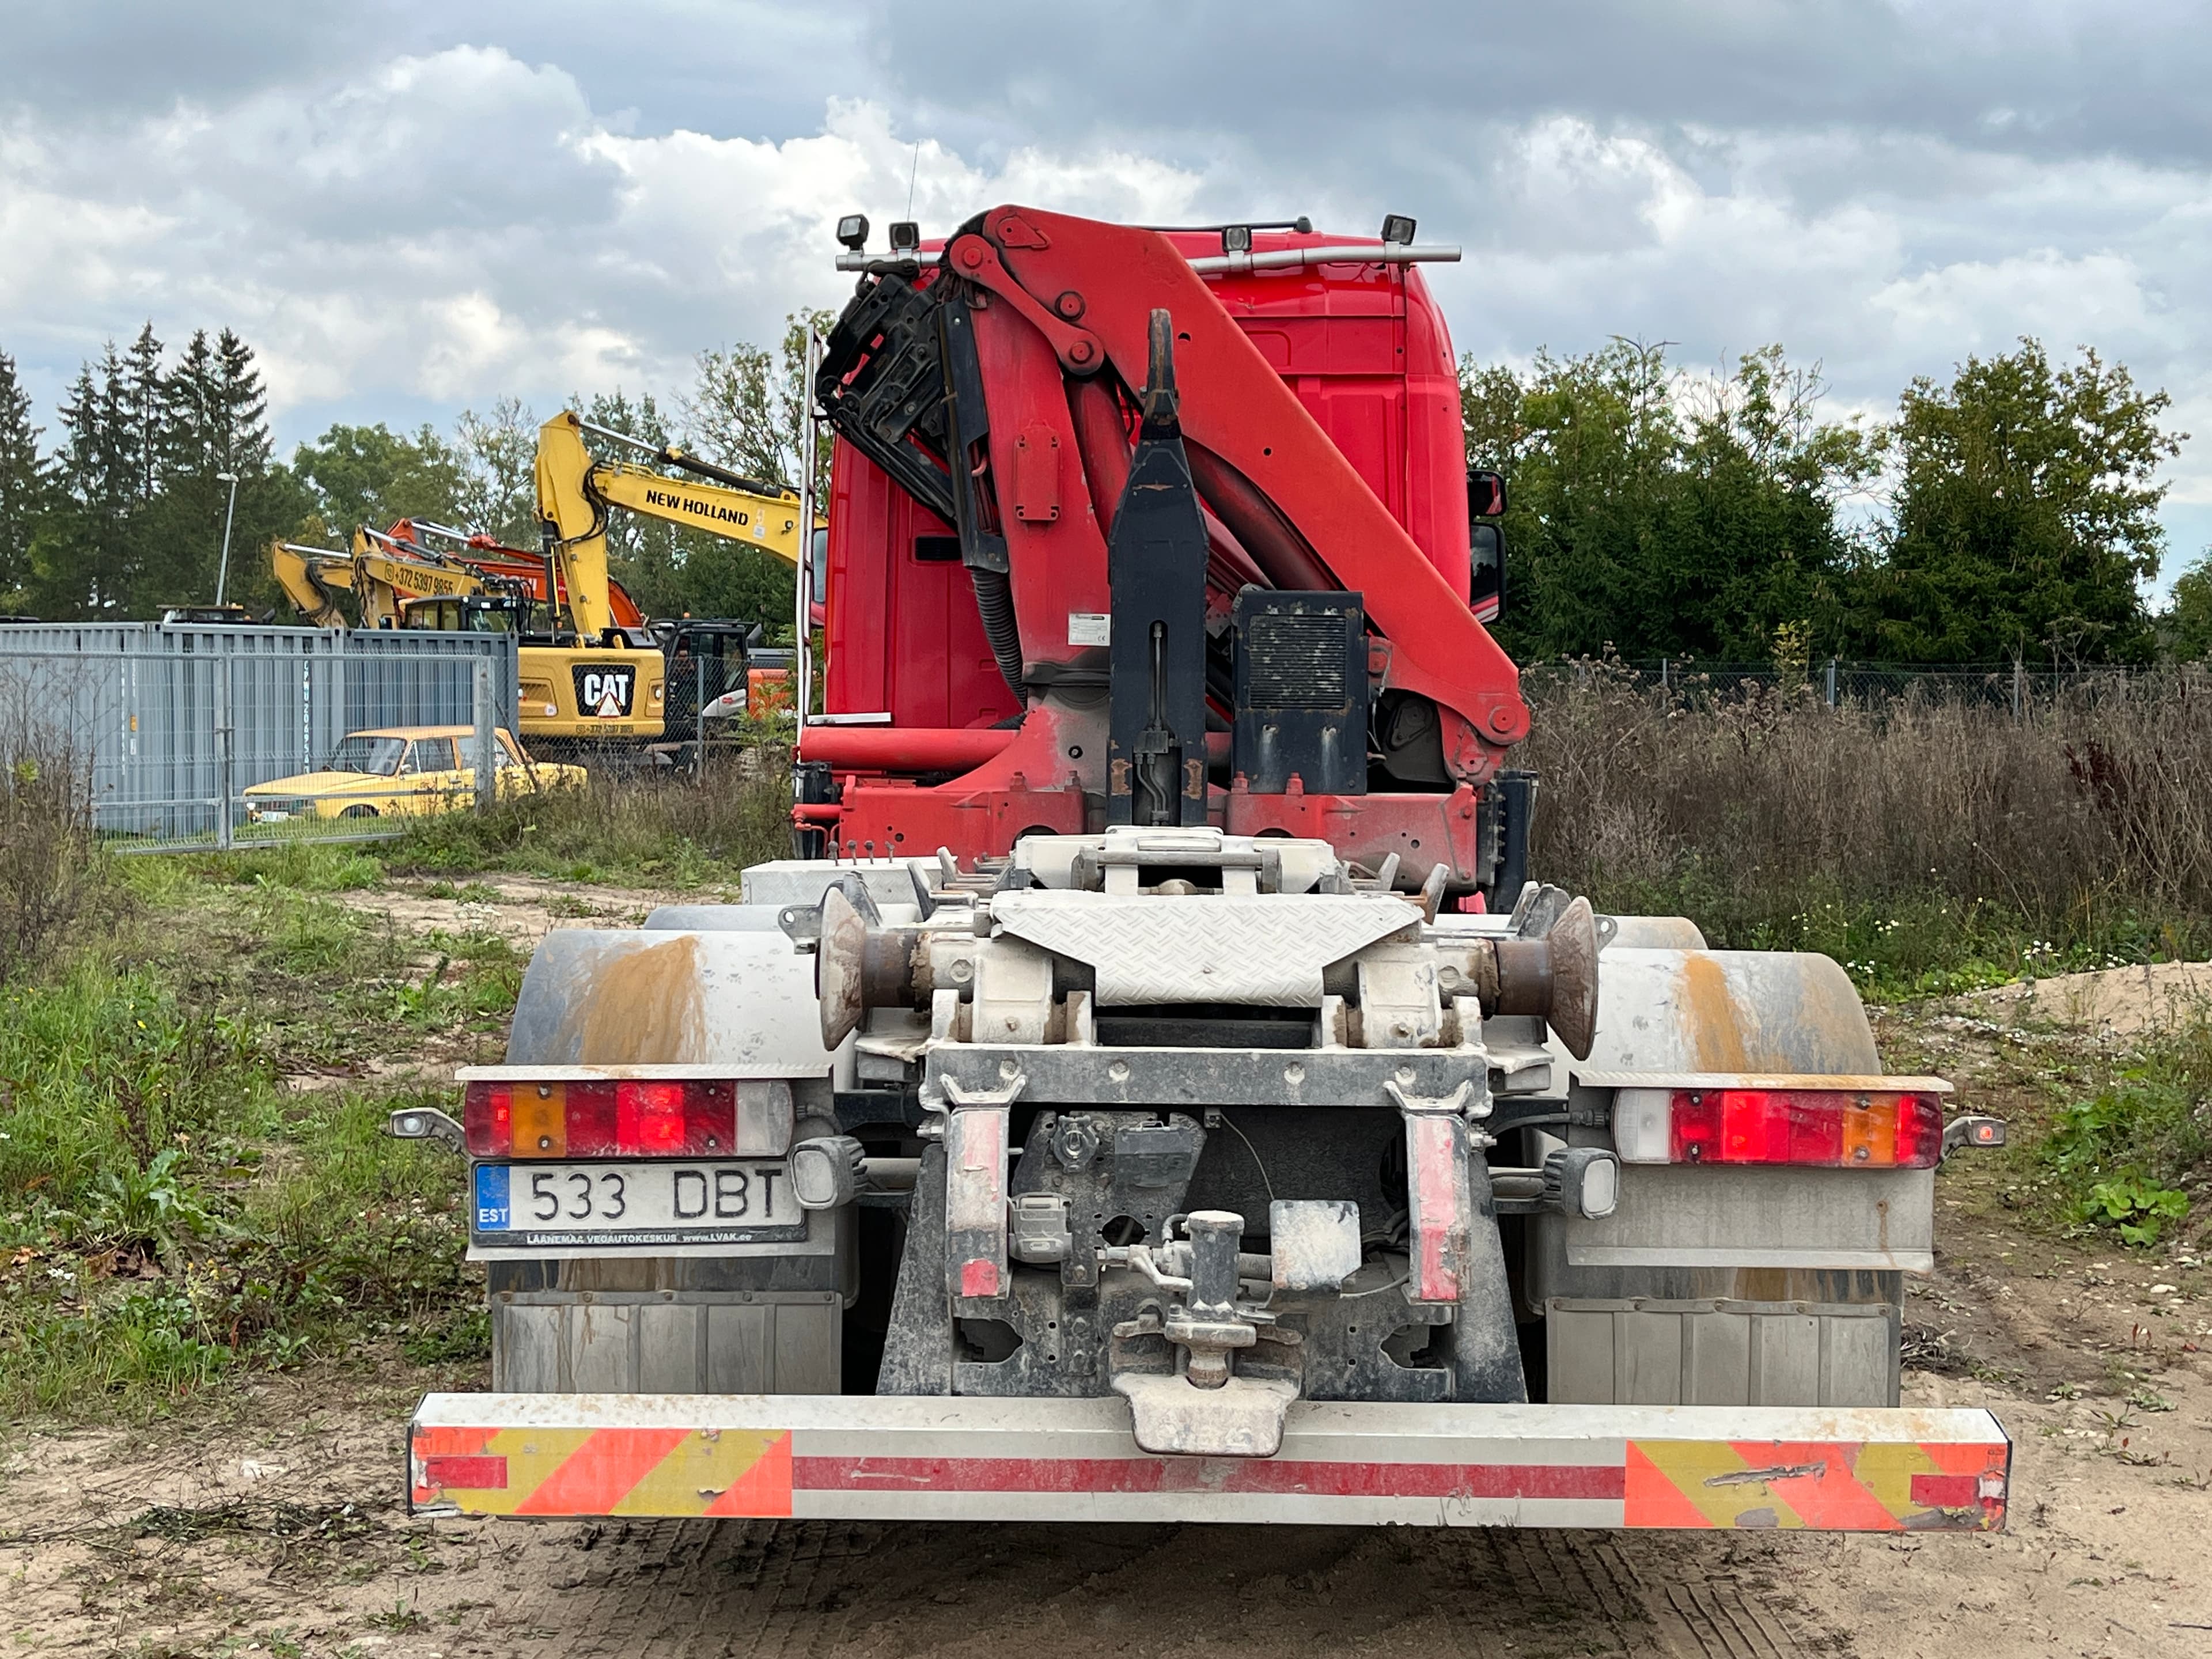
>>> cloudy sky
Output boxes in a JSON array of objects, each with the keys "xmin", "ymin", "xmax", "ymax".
[{"xmin": 5, "ymin": 0, "xmax": 2211, "ymax": 582}]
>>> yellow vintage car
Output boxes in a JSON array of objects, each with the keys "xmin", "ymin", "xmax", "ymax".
[{"xmin": 242, "ymin": 725, "xmax": 586, "ymax": 822}]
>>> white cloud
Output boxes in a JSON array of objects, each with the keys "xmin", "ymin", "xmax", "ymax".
[
  {"xmin": 0, "ymin": 58, "xmax": 1204, "ymax": 434},
  {"xmin": 3, "ymin": 6, "xmax": 2212, "ymax": 587},
  {"xmin": 1870, "ymin": 251, "xmax": 2162, "ymax": 358}
]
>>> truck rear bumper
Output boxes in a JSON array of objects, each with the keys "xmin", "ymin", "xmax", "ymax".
[{"xmin": 410, "ymin": 1392, "xmax": 2009, "ymax": 1532}]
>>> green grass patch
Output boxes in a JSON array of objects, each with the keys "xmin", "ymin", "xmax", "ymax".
[
  {"xmin": 112, "ymin": 840, "xmax": 387, "ymax": 904},
  {"xmin": 0, "ymin": 854, "xmax": 507, "ymax": 1418},
  {"xmin": 386, "ymin": 930, "xmax": 526, "ymax": 1033},
  {"xmin": 0, "ymin": 974, "xmax": 478, "ymax": 1417},
  {"xmin": 421, "ymin": 878, "xmax": 505, "ymax": 904},
  {"xmin": 386, "ymin": 751, "xmax": 790, "ymax": 884},
  {"xmin": 2037, "ymin": 1057, "xmax": 2210, "ymax": 1248},
  {"xmin": 1582, "ymin": 864, "xmax": 2199, "ymax": 1002}
]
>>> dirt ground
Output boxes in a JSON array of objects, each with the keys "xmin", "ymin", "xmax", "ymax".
[
  {"xmin": 8, "ymin": 956, "xmax": 2212, "ymax": 1658},
  {"xmin": 274, "ymin": 876, "xmax": 713, "ymax": 1097},
  {"xmin": 335, "ymin": 874, "xmax": 706, "ymax": 950}
]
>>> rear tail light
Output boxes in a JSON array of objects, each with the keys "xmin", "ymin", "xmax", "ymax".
[
  {"xmin": 1613, "ymin": 1088, "xmax": 1944, "ymax": 1169},
  {"xmin": 461, "ymin": 1078, "xmax": 787, "ymax": 1157},
  {"xmin": 465, "ymin": 1082, "xmax": 513, "ymax": 1156}
]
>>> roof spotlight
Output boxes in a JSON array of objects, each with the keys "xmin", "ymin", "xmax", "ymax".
[
  {"xmin": 835, "ymin": 214, "xmax": 870, "ymax": 251},
  {"xmin": 1380, "ymin": 214, "xmax": 1416, "ymax": 246},
  {"xmin": 889, "ymin": 220, "xmax": 921, "ymax": 253}
]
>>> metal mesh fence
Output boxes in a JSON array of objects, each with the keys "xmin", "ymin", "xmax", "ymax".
[
  {"xmin": 1525, "ymin": 657, "xmax": 2161, "ymax": 714},
  {"xmin": 0, "ymin": 623, "xmax": 520, "ymax": 851}
]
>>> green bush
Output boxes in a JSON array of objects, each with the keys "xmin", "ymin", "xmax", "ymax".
[
  {"xmin": 2039, "ymin": 1065, "xmax": 2209, "ymax": 1248},
  {"xmin": 2081, "ymin": 1174, "xmax": 2190, "ymax": 1247}
]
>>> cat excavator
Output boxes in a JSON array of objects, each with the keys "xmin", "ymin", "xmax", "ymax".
[{"xmin": 272, "ymin": 413, "xmax": 810, "ymax": 748}]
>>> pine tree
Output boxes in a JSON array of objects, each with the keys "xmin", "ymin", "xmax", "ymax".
[
  {"xmin": 0, "ymin": 349, "xmax": 44, "ymax": 605},
  {"xmin": 153, "ymin": 328, "xmax": 293, "ymax": 611},
  {"xmin": 123, "ymin": 322, "xmax": 165, "ymax": 505},
  {"xmin": 213, "ymin": 329, "xmax": 271, "ymax": 475},
  {"xmin": 25, "ymin": 325, "xmax": 301, "ymax": 616},
  {"xmin": 162, "ymin": 329, "xmax": 222, "ymax": 477},
  {"xmin": 33, "ymin": 343, "xmax": 139, "ymax": 615},
  {"xmin": 139, "ymin": 328, "xmax": 227, "ymax": 605}
]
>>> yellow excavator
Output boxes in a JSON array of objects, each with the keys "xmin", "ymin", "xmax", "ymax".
[
  {"xmin": 272, "ymin": 524, "xmax": 552, "ymax": 632},
  {"xmin": 272, "ymin": 412, "xmax": 811, "ymax": 749}
]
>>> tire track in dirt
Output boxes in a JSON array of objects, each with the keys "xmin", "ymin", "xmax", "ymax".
[{"xmin": 476, "ymin": 1516, "xmax": 1823, "ymax": 1659}]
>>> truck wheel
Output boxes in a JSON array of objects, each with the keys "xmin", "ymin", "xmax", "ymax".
[{"xmin": 339, "ymin": 804, "xmax": 380, "ymax": 819}]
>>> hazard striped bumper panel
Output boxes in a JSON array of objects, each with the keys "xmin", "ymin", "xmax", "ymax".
[{"xmin": 410, "ymin": 1394, "xmax": 2010, "ymax": 1531}]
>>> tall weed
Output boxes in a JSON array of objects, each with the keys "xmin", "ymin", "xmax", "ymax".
[
  {"xmin": 1521, "ymin": 664, "xmax": 2212, "ymax": 987},
  {"xmin": 390, "ymin": 745, "xmax": 792, "ymax": 881},
  {"xmin": 0, "ymin": 727, "xmax": 97, "ymax": 985}
]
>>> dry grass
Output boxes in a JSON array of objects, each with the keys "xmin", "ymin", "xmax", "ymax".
[
  {"xmin": 1519, "ymin": 664, "xmax": 2212, "ymax": 986},
  {"xmin": 0, "ymin": 722, "xmax": 97, "ymax": 986},
  {"xmin": 388, "ymin": 744, "xmax": 795, "ymax": 883}
]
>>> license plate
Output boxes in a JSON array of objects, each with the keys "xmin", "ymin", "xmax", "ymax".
[{"xmin": 471, "ymin": 1160, "xmax": 802, "ymax": 1248}]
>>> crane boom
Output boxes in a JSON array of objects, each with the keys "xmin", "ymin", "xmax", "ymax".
[
  {"xmin": 347, "ymin": 526, "xmax": 529, "ymax": 630},
  {"xmin": 533, "ymin": 412, "xmax": 808, "ymax": 642},
  {"xmin": 271, "ymin": 541, "xmax": 351, "ymax": 628}
]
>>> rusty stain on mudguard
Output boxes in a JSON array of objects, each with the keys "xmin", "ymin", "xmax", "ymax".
[
  {"xmin": 568, "ymin": 933, "xmax": 705, "ymax": 1064},
  {"xmin": 1590, "ymin": 949, "xmax": 1880, "ymax": 1077},
  {"xmin": 504, "ymin": 927, "xmax": 838, "ymax": 1073},
  {"xmin": 508, "ymin": 931, "xmax": 710, "ymax": 1065}
]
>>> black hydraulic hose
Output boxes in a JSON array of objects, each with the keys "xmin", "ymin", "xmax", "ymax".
[
  {"xmin": 971, "ymin": 566, "xmax": 1027, "ymax": 704},
  {"xmin": 654, "ymin": 446, "xmax": 790, "ymax": 499}
]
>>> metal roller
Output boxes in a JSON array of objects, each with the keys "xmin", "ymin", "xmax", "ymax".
[{"xmin": 813, "ymin": 883, "xmax": 1606, "ymax": 1061}]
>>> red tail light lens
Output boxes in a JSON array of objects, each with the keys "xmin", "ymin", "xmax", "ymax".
[
  {"xmin": 618, "ymin": 1081, "xmax": 692, "ymax": 1152},
  {"xmin": 1664, "ymin": 1089, "xmax": 1943, "ymax": 1169},
  {"xmin": 463, "ymin": 1082, "xmax": 512, "ymax": 1156},
  {"xmin": 461, "ymin": 1079, "xmax": 743, "ymax": 1157}
]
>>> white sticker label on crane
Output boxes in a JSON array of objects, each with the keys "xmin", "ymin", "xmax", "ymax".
[{"xmin": 1069, "ymin": 613, "xmax": 1112, "ymax": 647}]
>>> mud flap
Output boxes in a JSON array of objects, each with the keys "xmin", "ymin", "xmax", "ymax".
[{"xmin": 877, "ymin": 1142, "xmax": 955, "ymax": 1393}]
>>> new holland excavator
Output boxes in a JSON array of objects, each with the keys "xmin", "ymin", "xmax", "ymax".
[
  {"xmin": 399, "ymin": 209, "xmax": 2012, "ymax": 1536},
  {"xmin": 273, "ymin": 413, "xmax": 808, "ymax": 749}
]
